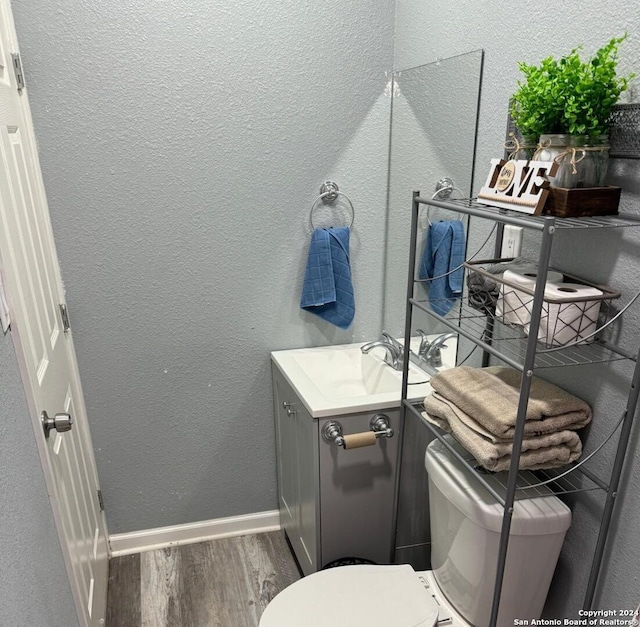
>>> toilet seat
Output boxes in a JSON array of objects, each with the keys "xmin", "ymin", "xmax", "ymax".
[{"xmin": 259, "ymin": 564, "xmax": 440, "ymax": 627}]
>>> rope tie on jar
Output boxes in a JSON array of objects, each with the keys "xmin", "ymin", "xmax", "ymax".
[
  {"xmin": 553, "ymin": 147, "xmax": 611, "ymax": 174},
  {"xmin": 503, "ymin": 133, "xmax": 522, "ymax": 160},
  {"xmin": 532, "ymin": 137, "xmax": 553, "ymax": 161},
  {"xmin": 553, "ymin": 147, "xmax": 587, "ymax": 174},
  {"xmin": 503, "ymin": 132, "xmax": 537, "ymax": 160},
  {"xmin": 532, "ymin": 139, "xmax": 610, "ymax": 174}
]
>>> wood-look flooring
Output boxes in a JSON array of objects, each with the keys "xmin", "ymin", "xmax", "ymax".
[{"xmin": 106, "ymin": 531, "xmax": 301, "ymax": 627}]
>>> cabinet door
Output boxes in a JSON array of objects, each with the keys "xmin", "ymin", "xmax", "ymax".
[
  {"xmin": 271, "ymin": 366, "xmax": 320, "ymax": 576},
  {"xmin": 318, "ymin": 410, "xmax": 401, "ymax": 567},
  {"xmin": 294, "ymin": 401, "xmax": 320, "ymax": 575},
  {"xmin": 272, "ymin": 368, "xmax": 298, "ymax": 535}
]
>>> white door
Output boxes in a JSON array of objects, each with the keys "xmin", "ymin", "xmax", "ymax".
[{"xmin": 0, "ymin": 3, "xmax": 109, "ymax": 626}]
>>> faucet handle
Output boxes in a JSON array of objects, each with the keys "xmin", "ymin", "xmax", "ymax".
[
  {"xmin": 428, "ymin": 346, "xmax": 443, "ymax": 369},
  {"xmin": 416, "ymin": 329, "xmax": 430, "ymax": 357},
  {"xmin": 381, "ymin": 331, "xmax": 394, "ymax": 344}
]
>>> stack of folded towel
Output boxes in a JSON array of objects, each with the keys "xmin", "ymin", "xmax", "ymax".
[{"xmin": 423, "ymin": 366, "xmax": 592, "ymax": 472}]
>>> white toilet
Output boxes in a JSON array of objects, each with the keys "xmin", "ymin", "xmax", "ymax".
[{"xmin": 260, "ymin": 436, "xmax": 571, "ymax": 627}]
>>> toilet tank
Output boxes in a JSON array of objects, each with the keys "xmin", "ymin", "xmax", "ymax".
[{"xmin": 425, "ymin": 436, "xmax": 571, "ymax": 627}]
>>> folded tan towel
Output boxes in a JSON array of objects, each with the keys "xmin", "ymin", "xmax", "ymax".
[
  {"xmin": 428, "ymin": 366, "xmax": 591, "ymax": 438},
  {"xmin": 422, "ymin": 395, "xmax": 582, "ymax": 472}
]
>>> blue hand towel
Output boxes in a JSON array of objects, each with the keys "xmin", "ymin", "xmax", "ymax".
[
  {"xmin": 419, "ymin": 220, "xmax": 466, "ymax": 316},
  {"xmin": 300, "ymin": 227, "xmax": 355, "ymax": 329}
]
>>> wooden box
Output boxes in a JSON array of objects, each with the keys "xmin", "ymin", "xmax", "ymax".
[{"xmin": 542, "ymin": 186, "xmax": 621, "ymax": 218}]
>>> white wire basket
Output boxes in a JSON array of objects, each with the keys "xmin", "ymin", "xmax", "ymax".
[{"xmin": 465, "ymin": 259, "xmax": 620, "ymax": 348}]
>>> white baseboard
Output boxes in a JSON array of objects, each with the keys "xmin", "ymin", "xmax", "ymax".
[{"xmin": 109, "ymin": 510, "xmax": 281, "ymax": 557}]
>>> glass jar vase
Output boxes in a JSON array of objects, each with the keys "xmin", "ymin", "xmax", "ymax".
[
  {"xmin": 536, "ymin": 133, "xmax": 610, "ymax": 188},
  {"xmin": 573, "ymin": 135, "xmax": 610, "ymax": 187}
]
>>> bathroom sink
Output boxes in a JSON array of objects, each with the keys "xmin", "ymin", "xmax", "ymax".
[{"xmin": 271, "ymin": 336, "xmax": 456, "ymax": 418}]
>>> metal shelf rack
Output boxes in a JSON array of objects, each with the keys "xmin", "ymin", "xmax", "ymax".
[{"xmin": 399, "ymin": 191, "xmax": 640, "ymax": 626}]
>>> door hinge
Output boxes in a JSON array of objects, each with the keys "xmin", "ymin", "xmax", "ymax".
[
  {"xmin": 59, "ymin": 303, "xmax": 70, "ymax": 332},
  {"xmin": 97, "ymin": 490, "xmax": 105, "ymax": 511},
  {"xmin": 11, "ymin": 53, "xmax": 25, "ymax": 90}
]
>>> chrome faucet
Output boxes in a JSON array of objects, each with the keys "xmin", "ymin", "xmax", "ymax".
[
  {"xmin": 360, "ymin": 340, "xmax": 402, "ymax": 371},
  {"xmin": 423, "ymin": 332, "xmax": 457, "ymax": 374}
]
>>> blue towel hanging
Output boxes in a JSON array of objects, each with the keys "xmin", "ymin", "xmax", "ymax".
[
  {"xmin": 300, "ymin": 227, "xmax": 355, "ymax": 329},
  {"xmin": 419, "ymin": 220, "xmax": 466, "ymax": 316}
]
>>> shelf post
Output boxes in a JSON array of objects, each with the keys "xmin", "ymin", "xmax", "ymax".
[
  {"xmin": 583, "ymin": 353, "xmax": 640, "ymax": 608},
  {"xmin": 392, "ymin": 191, "xmax": 422, "ymax": 563},
  {"xmin": 481, "ymin": 219, "xmax": 505, "ymax": 367},
  {"xmin": 488, "ymin": 218, "xmax": 556, "ymax": 626},
  {"xmin": 400, "ymin": 192, "xmax": 421, "ymax": 404}
]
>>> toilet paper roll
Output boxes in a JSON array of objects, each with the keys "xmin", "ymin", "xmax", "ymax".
[
  {"xmin": 535, "ymin": 283, "xmax": 604, "ymax": 346},
  {"xmin": 496, "ymin": 269, "xmax": 564, "ymax": 326},
  {"xmin": 342, "ymin": 431, "xmax": 377, "ymax": 449}
]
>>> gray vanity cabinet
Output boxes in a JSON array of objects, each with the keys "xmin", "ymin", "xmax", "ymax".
[{"xmin": 272, "ymin": 364, "xmax": 402, "ymax": 576}]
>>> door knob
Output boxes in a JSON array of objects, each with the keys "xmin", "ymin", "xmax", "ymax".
[{"xmin": 41, "ymin": 411, "xmax": 73, "ymax": 438}]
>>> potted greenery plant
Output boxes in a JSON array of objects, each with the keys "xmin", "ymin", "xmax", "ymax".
[{"xmin": 510, "ymin": 35, "xmax": 635, "ymax": 188}]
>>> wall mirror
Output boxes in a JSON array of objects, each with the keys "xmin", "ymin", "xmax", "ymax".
[{"xmin": 382, "ymin": 50, "xmax": 484, "ymax": 338}]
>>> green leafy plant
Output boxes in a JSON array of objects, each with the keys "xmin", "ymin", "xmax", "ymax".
[{"xmin": 511, "ymin": 35, "xmax": 635, "ymax": 139}]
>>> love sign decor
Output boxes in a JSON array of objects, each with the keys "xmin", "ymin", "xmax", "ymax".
[{"xmin": 477, "ymin": 158, "xmax": 558, "ymax": 215}]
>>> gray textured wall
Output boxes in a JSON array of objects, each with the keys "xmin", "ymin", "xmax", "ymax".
[
  {"xmin": 0, "ymin": 335, "xmax": 79, "ymax": 627},
  {"xmin": 395, "ymin": 0, "xmax": 640, "ymax": 617},
  {"xmin": 11, "ymin": 0, "xmax": 395, "ymax": 533},
  {"xmin": 8, "ymin": 0, "xmax": 640, "ymax": 619}
]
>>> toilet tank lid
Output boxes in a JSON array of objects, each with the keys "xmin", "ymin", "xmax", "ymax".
[{"xmin": 425, "ymin": 436, "xmax": 572, "ymax": 535}]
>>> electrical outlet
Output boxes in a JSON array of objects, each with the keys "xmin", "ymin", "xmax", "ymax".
[{"xmin": 501, "ymin": 225, "xmax": 523, "ymax": 258}]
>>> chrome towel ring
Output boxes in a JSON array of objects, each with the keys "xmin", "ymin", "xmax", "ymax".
[
  {"xmin": 426, "ymin": 177, "xmax": 466, "ymax": 225},
  {"xmin": 310, "ymin": 181, "xmax": 355, "ymax": 229}
]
